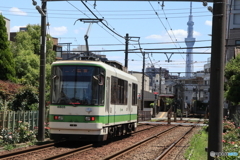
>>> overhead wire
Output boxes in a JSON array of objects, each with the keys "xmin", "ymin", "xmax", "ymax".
[
  {"xmin": 85, "ymin": 1, "xmax": 142, "ymax": 58},
  {"xmin": 65, "ymin": 0, "xmax": 132, "ymax": 56},
  {"xmin": 158, "ymin": 1, "xmax": 185, "ymax": 61},
  {"xmin": 1, "ymin": 3, "xmax": 212, "ymax": 70},
  {"xmin": 0, "ymin": 5, "xmax": 216, "ymax": 12},
  {"xmin": 148, "ymin": 1, "xmax": 186, "ymax": 63},
  {"xmin": 80, "ymin": 0, "xmax": 126, "ymax": 40}
]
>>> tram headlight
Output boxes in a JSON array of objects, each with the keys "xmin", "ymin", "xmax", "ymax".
[
  {"xmin": 54, "ymin": 116, "xmax": 63, "ymax": 120},
  {"xmin": 85, "ymin": 116, "xmax": 95, "ymax": 121}
]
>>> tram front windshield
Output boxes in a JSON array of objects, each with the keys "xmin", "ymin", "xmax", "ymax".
[{"xmin": 51, "ymin": 65, "xmax": 105, "ymax": 105}]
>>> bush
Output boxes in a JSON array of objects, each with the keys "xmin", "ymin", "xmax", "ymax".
[
  {"xmin": 0, "ymin": 121, "xmax": 37, "ymax": 147},
  {"xmin": 223, "ymin": 119, "xmax": 235, "ymax": 133},
  {"xmin": 17, "ymin": 121, "xmax": 36, "ymax": 143},
  {"xmin": 0, "ymin": 128, "xmax": 19, "ymax": 145}
]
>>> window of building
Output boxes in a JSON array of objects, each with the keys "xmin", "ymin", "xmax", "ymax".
[
  {"xmin": 236, "ymin": 40, "xmax": 240, "ymax": 45},
  {"xmin": 234, "ymin": 0, "xmax": 240, "ymax": 10},
  {"xmin": 233, "ymin": 14, "xmax": 240, "ymax": 24}
]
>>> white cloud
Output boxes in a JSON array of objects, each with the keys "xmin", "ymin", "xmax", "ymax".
[
  {"xmin": 146, "ymin": 29, "xmax": 200, "ymax": 42},
  {"xmin": 205, "ymin": 20, "xmax": 212, "ymax": 26},
  {"xmin": 74, "ymin": 29, "xmax": 80, "ymax": 34},
  {"xmin": 74, "ymin": 27, "xmax": 85, "ymax": 34},
  {"xmin": 49, "ymin": 26, "xmax": 68, "ymax": 36},
  {"xmin": 9, "ymin": 7, "xmax": 27, "ymax": 16},
  {"xmin": 10, "ymin": 26, "xmax": 26, "ymax": 32}
]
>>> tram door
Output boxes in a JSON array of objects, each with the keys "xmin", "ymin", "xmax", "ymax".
[
  {"xmin": 105, "ymin": 77, "xmax": 110, "ymax": 124},
  {"xmin": 128, "ymin": 84, "xmax": 132, "ymax": 120}
]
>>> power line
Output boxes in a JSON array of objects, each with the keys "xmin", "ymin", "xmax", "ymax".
[
  {"xmin": 158, "ymin": 1, "xmax": 185, "ymax": 61},
  {"xmin": 1, "ymin": 5, "xmax": 214, "ymax": 12},
  {"xmin": 85, "ymin": 1, "xmax": 142, "ymax": 58},
  {"xmin": 148, "ymin": 1, "xmax": 186, "ymax": 62},
  {"xmin": 51, "ymin": 39, "xmax": 210, "ymax": 46}
]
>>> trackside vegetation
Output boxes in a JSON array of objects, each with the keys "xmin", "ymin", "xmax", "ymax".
[
  {"xmin": 185, "ymin": 114, "xmax": 240, "ymax": 160},
  {"xmin": 184, "ymin": 127, "xmax": 208, "ymax": 160}
]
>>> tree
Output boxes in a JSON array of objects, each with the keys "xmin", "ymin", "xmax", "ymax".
[
  {"xmin": 12, "ymin": 24, "xmax": 55, "ymax": 90},
  {"xmin": 224, "ymin": 54, "xmax": 240, "ymax": 105},
  {"xmin": 11, "ymin": 85, "xmax": 39, "ymax": 111},
  {"xmin": 0, "ymin": 15, "xmax": 16, "ymax": 81},
  {"xmin": 0, "ymin": 80, "xmax": 22, "ymax": 110}
]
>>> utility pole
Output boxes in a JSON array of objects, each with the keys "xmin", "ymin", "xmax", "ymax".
[
  {"xmin": 159, "ymin": 67, "xmax": 162, "ymax": 111},
  {"xmin": 125, "ymin": 33, "xmax": 129, "ymax": 68},
  {"xmin": 141, "ymin": 52, "xmax": 145, "ymax": 110},
  {"xmin": 38, "ymin": 0, "xmax": 47, "ymax": 141},
  {"xmin": 208, "ymin": 0, "xmax": 226, "ymax": 159},
  {"xmin": 159, "ymin": 67, "xmax": 162, "ymax": 95}
]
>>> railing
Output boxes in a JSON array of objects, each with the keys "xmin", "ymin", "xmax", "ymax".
[
  {"xmin": 0, "ymin": 110, "xmax": 49, "ymax": 130},
  {"xmin": 138, "ymin": 110, "xmax": 151, "ymax": 121}
]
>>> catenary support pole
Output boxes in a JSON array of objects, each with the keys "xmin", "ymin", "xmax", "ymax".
[
  {"xmin": 125, "ymin": 33, "xmax": 129, "ymax": 68},
  {"xmin": 141, "ymin": 52, "xmax": 145, "ymax": 110},
  {"xmin": 207, "ymin": 0, "xmax": 226, "ymax": 159},
  {"xmin": 38, "ymin": 0, "xmax": 47, "ymax": 141}
]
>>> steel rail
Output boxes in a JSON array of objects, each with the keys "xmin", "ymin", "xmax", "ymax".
[
  {"xmin": 103, "ymin": 125, "xmax": 180, "ymax": 160},
  {"xmin": 0, "ymin": 142, "xmax": 56, "ymax": 159},
  {"xmin": 44, "ymin": 144, "xmax": 94, "ymax": 160},
  {"xmin": 155, "ymin": 120, "xmax": 201, "ymax": 160}
]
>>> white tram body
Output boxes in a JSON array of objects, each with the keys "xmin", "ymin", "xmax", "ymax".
[{"xmin": 49, "ymin": 60, "xmax": 138, "ymax": 141}]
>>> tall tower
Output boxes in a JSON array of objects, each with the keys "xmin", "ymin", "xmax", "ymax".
[{"xmin": 185, "ymin": 2, "xmax": 195, "ymax": 77}]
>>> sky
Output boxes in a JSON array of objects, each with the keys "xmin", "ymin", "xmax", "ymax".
[{"xmin": 1, "ymin": 0, "xmax": 213, "ymax": 76}]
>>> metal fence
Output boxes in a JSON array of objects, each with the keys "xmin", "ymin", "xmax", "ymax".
[
  {"xmin": 138, "ymin": 110, "xmax": 152, "ymax": 121},
  {"xmin": 0, "ymin": 110, "xmax": 49, "ymax": 130}
]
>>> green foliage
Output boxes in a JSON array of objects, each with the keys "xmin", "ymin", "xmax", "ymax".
[
  {"xmin": 10, "ymin": 85, "xmax": 39, "ymax": 111},
  {"xmin": 184, "ymin": 128, "xmax": 208, "ymax": 160},
  {"xmin": 150, "ymin": 103, "xmax": 154, "ymax": 108},
  {"xmin": 0, "ymin": 121, "xmax": 37, "ymax": 148},
  {"xmin": 3, "ymin": 144, "xmax": 16, "ymax": 151},
  {"xmin": 11, "ymin": 24, "xmax": 54, "ymax": 103},
  {"xmin": 224, "ymin": 54, "xmax": 240, "ymax": 105},
  {"xmin": 221, "ymin": 120, "xmax": 240, "ymax": 160},
  {"xmin": 165, "ymin": 98, "xmax": 174, "ymax": 105},
  {"xmin": 26, "ymin": 24, "xmax": 41, "ymax": 55},
  {"xmin": 0, "ymin": 15, "xmax": 16, "ymax": 82},
  {"xmin": 0, "ymin": 128, "xmax": 19, "ymax": 145},
  {"xmin": 176, "ymin": 109, "xmax": 181, "ymax": 116},
  {"xmin": 17, "ymin": 121, "xmax": 37, "ymax": 143},
  {"xmin": 14, "ymin": 50, "xmax": 40, "ymax": 87}
]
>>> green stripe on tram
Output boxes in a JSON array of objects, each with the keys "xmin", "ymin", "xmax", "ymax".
[{"xmin": 49, "ymin": 114, "xmax": 137, "ymax": 123}]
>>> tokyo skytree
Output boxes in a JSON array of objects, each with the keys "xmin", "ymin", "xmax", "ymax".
[{"xmin": 185, "ymin": 2, "xmax": 195, "ymax": 77}]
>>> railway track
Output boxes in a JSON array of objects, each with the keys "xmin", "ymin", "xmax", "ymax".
[
  {"xmin": 0, "ymin": 120, "xmax": 202, "ymax": 160},
  {"xmin": 102, "ymin": 121, "xmax": 200, "ymax": 160},
  {"xmin": 0, "ymin": 142, "xmax": 57, "ymax": 160},
  {"xmin": 155, "ymin": 120, "xmax": 201, "ymax": 160},
  {"xmin": 155, "ymin": 126, "xmax": 196, "ymax": 160},
  {"xmin": 103, "ymin": 125, "xmax": 180, "ymax": 160},
  {"xmin": 0, "ymin": 123, "xmax": 162, "ymax": 160}
]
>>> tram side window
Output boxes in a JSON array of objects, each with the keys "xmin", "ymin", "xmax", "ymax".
[
  {"xmin": 111, "ymin": 77, "xmax": 118, "ymax": 104},
  {"xmin": 111, "ymin": 76, "xmax": 128, "ymax": 105},
  {"xmin": 132, "ymin": 83, "xmax": 138, "ymax": 105}
]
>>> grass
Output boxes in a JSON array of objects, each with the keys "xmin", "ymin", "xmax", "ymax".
[{"xmin": 184, "ymin": 128, "xmax": 208, "ymax": 160}]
